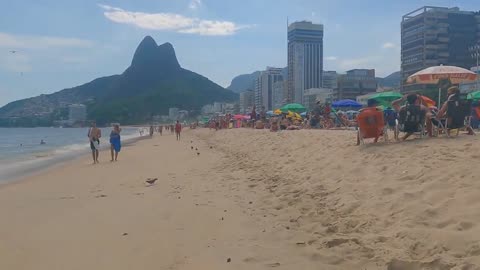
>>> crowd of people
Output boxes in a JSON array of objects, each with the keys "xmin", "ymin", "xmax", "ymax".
[
  {"xmin": 85, "ymin": 86, "xmax": 479, "ymax": 164},
  {"xmin": 198, "ymin": 86, "xmax": 479, "ymax": 144},
  {"xmin": 356, "ymin": 86, "xmax": 479, "ymax": 144}
]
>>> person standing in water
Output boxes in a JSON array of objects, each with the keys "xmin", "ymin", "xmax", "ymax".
[
  {"xmin": 109, "ymin": 124, "xmax": 122, "ymax": 162},
  {"xmin": 88, "ymin": 121, "xmax": 102, "ymax": 164},
  {"xmin": 175, "ymin": 120, "xmax": 182, "ymax": 140}
]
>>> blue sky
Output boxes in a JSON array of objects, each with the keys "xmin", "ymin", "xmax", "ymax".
[{"xmin": 0, "ymin": 0, "xmax": 478, "ymax": 106}]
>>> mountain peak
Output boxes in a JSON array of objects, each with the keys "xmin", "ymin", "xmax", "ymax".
[{"xmin": 130, "ymin": 36, "xmax": 180, "ymax": 71}]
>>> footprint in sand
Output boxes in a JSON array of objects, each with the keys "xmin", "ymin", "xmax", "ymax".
[
  {"xmin": 59, "ymin": 196, "xmax": 75, "ymax": 200},
  {"xmin": 95, "ymin": 194, "xmax": 108, "ymax": 198}
]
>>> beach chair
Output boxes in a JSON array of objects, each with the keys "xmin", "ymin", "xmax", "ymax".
[
  {"xmin": 396, "ymin": 104, "xmax": 426, "ymax": 140},
  {"xmin": 356, "ymin": 108, "xmax": 386, "ymax": 145},
  {"xmin": 435, "ymin": 99, "xmax": 474, "ymax": 137}
]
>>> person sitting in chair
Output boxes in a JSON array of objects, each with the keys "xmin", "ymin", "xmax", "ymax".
[
  {"xmin": 392, "ymin": 94, "xmax": 429, "ymax": 141},
  {"xmin": 436, "ymin": 86, "xmax": 475, "ymax": 135}
]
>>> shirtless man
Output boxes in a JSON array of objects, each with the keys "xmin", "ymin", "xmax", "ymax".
[{"xmin": 88, "ymin": 121, "xmax": 102, "ymax": 164}]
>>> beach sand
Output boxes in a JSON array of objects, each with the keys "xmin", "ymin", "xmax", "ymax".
[{"xmin": 1, "ymin": 128, "xmax": 480, "ymax": 269}]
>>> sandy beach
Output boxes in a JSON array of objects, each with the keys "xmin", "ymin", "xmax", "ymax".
[{"xmin": 1, "ymin": 128, "xmax": 480, "ymax": 270}]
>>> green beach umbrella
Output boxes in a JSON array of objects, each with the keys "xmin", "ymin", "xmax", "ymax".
[
  {"xmin": 280, "ymin": 103, "xmax": 306, "ymax": 113},
  {"xmin": 370, "ymin": 91, "xmax": 402, "ymax": 107},
  {"xmin": 467, "ymin": 91, "xmax": 480, "ymax": 101}
]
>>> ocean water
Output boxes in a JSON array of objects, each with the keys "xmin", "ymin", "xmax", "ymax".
[{"xmin": 0, "ymin": 127, "xmax": 144, "ymax": 183}]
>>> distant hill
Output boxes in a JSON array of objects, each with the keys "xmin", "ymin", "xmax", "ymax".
[
  {"xmin": 376, "ymin": 71, "xmax": 401, "ymax": 88},
  {"xmin": 227, "ymin": 71, "xmax": 261, "ymax": 93},
  {"xmin": 228, "ymin": 67, "xmax": 287, "ymax": 93},
  {"xmin": 0, "ymin": 36, "xmax": 237, "ymax": 126}
]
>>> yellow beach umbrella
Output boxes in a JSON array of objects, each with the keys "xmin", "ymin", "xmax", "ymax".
[{"xmin": 274, "ymin": 109, "xmax": 282, "ymax": 115}]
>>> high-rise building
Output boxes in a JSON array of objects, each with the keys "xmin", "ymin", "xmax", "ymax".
[
  {"xmin": 68, "ymin": 104, "xmax": 86, "ymax": 123},
  {"xmin": 303, "ymin": 88, "xmax": 333, "ymax": 111},
  {"xmin": 213, "ymin": 102, "xmax": 223, "ymax": 113},
  {"xmin": 168, "ymin": 107, "xmax": 179, "ymax": 120},
  {"xmin": 254, "ymin": 67, "xmax": 283, "ymax": 110},
  {"xmin": 288, "ymin": 21, "xmax": 324, "ymax": 104},
  {"xmin": 334, "ymin": 69, "xmax": 377, "ymax": 100},
  {"xmin": 272, "ymin": 81, "xmax": 287, "ymax": 109},
  {"xmin": 322, "ymin": 71, "xmax": 338, "ymax": 89},
  {"xmin": 239, "ymin": 90, "xmax": 254, "ymax": 114},
  {"xmin": 401, "ymin": 6, "xmax": 480, "ymax": 92}
]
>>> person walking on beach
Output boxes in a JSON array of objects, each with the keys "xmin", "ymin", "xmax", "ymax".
[
  {"xmin": 175, "ymin": 120, "xmax": 182, "ymax": 140},
  {"xmin": 170, "ymin": 124, "xmax": 175, "ymax": 134},
  {"xmin": 109, "ymin": 124, "xmax": 122, "ymax": 162},
  {"xmin": 88, "ymin": 121, "xmax": 101, "ymax": 164},
  {"xmin": 149, "ymin": 125, "xmax": 154, "ymax": 137},
  {"xmin": 159, "ymin": 125, "xmax": 163, "ymax": 136}
]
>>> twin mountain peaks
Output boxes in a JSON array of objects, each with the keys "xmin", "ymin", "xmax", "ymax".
[{"xmin": 0, "ymin": 36, "xmax": 237, "ymax": 126}]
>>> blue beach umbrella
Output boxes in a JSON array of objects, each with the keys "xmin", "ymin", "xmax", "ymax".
[{"xmin": 332, "ymin": 99, "xmax": 362, "ymax": 108}]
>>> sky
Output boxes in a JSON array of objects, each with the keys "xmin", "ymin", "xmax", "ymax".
[{"xmin": 0, "ymin": 0, "xmax": 478, "ymax": 106}]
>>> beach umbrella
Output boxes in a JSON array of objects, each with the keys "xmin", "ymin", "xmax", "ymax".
[
  {"xmin": 406, "ymin": 65, "xmax": 477, "ymax": 105},
  {"xmin": 407, "ymin": 65, "xmax": 477, "ymax": 84},
  {"xmin": 467, "ymin": 91, "xmax": 480, "ymax": 101},
  {"xmin": 266, "ymin": 110, "xmax": 274, "ymax": 116},
  {"xmin": 274, "ymin": 109, "xmax": 282, "ymax": 115},
  {"xmin": 280, "ymin": 103, "xmax": 306, "ymax": 113},
  {"xmin": 419, "ymin": 95, "xmax": 436, "ymax": 107},
  {"xmin": 332, "ymin": 99, "xmax": 362, "ymax": 108},
  {"xmin": 233, "ymin": 114, "xmax": 244, "ymax": 120},
  {"xmin": 300, "ymin": 112, "xmax": 307, "ymax": 117},
  {"xmin": 370, "ymin": 91, "xmax": 402, "ymax": 107}
]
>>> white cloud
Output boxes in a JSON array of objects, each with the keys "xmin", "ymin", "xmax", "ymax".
[
  {"xmin": 98, "ymin": 4, "xmax": 249, "ymax": 36},
  {"xmin": 382, "ymin": 42, "xmax": 396, "ymax": 49},
  {"xmin": 0, "ymin": 32, "xmax": 94, "ymax": 50},
  {"xmin": 189, "ymin": 0, "xmax": 202, "ymax": 10},
  {"xmin": 325, "ymin": 56, "xmax": 337, "ymax": 61}
]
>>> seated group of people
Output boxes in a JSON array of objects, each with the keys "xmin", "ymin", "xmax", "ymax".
[
  {"xmin": 268, "ymin": 116, "xmax": 303, "ymax": 131},
  {"xmin": 357, "ymin": 86, "xmax": 475, "ymax": 144}
]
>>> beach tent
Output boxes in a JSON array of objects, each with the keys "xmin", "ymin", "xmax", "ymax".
[
  {"xmin": 280, "ymin": 103, "xmax": 306, "ymax": 113},
  {"xmin": 332, "ymin": 99, "xmax": 362, "ymax": 108}
]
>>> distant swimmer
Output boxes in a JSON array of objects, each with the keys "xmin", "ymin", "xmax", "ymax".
[{"xmin": 40, "ymin": 140, "xmax": 46, "ymax": 145}]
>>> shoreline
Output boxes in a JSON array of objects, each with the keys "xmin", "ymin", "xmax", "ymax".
[{"xmin": 0, "ymin": 134, "xmax": 150, "ymax": 187}]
